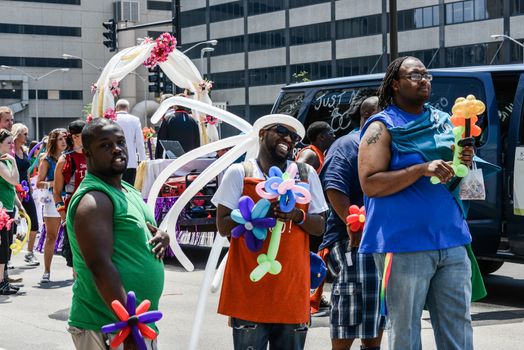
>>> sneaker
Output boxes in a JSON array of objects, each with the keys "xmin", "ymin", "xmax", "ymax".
[
  {"xmin": 41, "ymin": 272, "xmax": 50, "ymax": 283},
  {"xmin": 25, "ymin": 252, "xmax": 40, "ymax": 267},
  {"xmin": 319, "ymin": 296, "xmax": 330, "ymax": 309},
  {"xmin": 0, "ymin": 281, "xmax": 18, "ymax": 295},
  {"xmin": 7, "ymin": 262, "xmax": 14, "ymax": 270}
]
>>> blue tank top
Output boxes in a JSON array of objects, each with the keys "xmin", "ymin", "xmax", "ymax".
[
  {"xmin": 45, "ymin": 156, "xmax": 57, "ymax": 181},
  {"xmin": 358, "ymin": 105, "xmax": 471, "ymax": 254}
]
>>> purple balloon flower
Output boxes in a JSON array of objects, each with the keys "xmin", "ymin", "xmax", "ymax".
[{"xmin": 231, "ymin": 196, "xmax": 276, "ymax": 252}]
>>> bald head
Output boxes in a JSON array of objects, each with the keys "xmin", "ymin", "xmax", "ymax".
[{"xmin": 359, "ymin": 96, "xmax": 379, "ymax": 127}]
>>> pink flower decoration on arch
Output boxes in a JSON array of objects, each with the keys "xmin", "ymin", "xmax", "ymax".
[
  {"xmin": 104, "ymin": 108, "xmax": 117, "ymax": 121},
  {"xmin": 144, "ymin": 32, "xmax": 177, "ymax": 68}
]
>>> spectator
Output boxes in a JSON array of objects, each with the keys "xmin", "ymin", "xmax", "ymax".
[
  {"xmin": 114, "ymin": 99, "xmax": 146, "ymax": 185},
  {"xmin": 11, "ymin": 123, "xmax": 40, "ymax": 266},
  {"xmin": 155, "ymin": 94, "xmax": 200, "ymax": 159},
  {"xmin": 36, "ymin": 128, "xmax": 67, "ymax": 283},
  {"xmin": 66, "ymin": 118, "xmax": 169, "ymax": 349},
  {"xmin": 358, "ymin": 57, "xmax": 474, "ymax": 350},
  {"xmin": 0, "ymin": 129, "xmax": 23, "ymax": 295},
  {"xmin": 53, "ymin": 120, "xmax": 86, "ymax": 276},
  {"xmin": 0, "ymin": 107, "xmax": 14, "ymax": 131},
  {"xmin": 320, "ymin": 96, "xmax": 384, "ymax": 350},
  {"xmin": 296, "ymin": 121, "xmax": 336, "ymax": 174},
  {"xmin": 212, "ymin": 119, "xmax": 328, "ymax": 350}
]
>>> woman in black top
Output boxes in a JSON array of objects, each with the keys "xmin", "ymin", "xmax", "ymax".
[{"xmin": 12, "ymin": 123, "xmax": 40, "ymax": 266}]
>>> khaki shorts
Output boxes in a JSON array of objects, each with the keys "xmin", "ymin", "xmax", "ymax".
[{"xmin": 67, "ymin": 326, "xmax": 158, "ymax": 350}]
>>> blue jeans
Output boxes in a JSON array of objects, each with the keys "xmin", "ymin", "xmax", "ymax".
[
  {"xmin": 231, "ymin": 318, "xmax": 308, "ymax": 350},
  {"xmin": 374, "ymin": 246, "xmax": 473, "ymax": 350}
]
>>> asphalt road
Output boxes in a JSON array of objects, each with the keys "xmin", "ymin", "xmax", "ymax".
[{"xmin": 1, "ymin": 247, "xmax": 523, "ymax": 349}]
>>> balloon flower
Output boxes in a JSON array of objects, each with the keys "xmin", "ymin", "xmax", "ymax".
[
  {"xmin": 346, "ymin": 205, "xmax": 366, "ymax": 232},
  {"xmin": 252, "ymin": 163, "xmax": 311, "ymax": 282},
  {"xmin": 101, "ymin": 291, "xmax": 163, "ymax": 350},
  {"xmin": 0, "ymin": 207, "xmax": 15, "ymax": 231},
  {"xmin": 9, "ymin": 211, "xmax": 31, "ymax": 255},
  {"xmin": 431, "ymin": 94, "xmax": 485, "ymax": 184},
  {"xmin": 15, "ymin": 180, "xmax": 30, "ymax": 202},
  {"xmin": 231, "ymin": 196, "xmax": 276, "ymax": 252}
]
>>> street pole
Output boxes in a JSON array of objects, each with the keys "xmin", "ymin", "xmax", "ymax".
[
  {"xmin": 490, "ymin": 34, "xmax": 524, "ymax": 64},
  {"xmin": 35, "ymin": 87, "xmax": 39, "ymax": 138},
  {"xmin": 389, "ymin": 0, "xmax": 398, "ymax": 61},
  {"xmin": 200, "ymin": 48, "xmax": 215, "ymax": 78}
]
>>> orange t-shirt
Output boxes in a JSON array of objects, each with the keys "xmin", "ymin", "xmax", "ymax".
[
  {"xmin": 218, "ymin": 177, "xmax": 311, "ymax": 324},
  {"xmin": 296, "ymin": 145, "xmax": 324, "ymax": 174}
]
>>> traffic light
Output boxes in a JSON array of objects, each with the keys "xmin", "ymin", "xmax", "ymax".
[
  {"xmin": 163, "ymin": 74, "xmax": 174, "ymax": 94},
  {"xmin": 102, "ymin": 19, "xmax": 117, "ymax": 52},
  {"xmin": 148, "ymin": 66, "xmax": 162, "ymax": 96}
]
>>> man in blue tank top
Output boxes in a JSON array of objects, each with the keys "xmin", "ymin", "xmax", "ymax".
[{"xmin": 358, "ymin": 57, "xmax": 474, "ymax": 350}]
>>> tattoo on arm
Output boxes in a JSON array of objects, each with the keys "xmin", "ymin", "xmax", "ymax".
[{"xmin": 366, "ymin": 123, "xmax": 384, "ymax": 145}]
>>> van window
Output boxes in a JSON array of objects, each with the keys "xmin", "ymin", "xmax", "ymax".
[
  {"xmin": 301, "ymin": 87, "xmax": 378, "ymax": 140},
  {"xmin": 491, "ymin": 73, "xmax": 520, "ymax": 152},
  {"xmin": 429, "ymin": 77, "xmax": 487, "ymax": 146},
  {"xmin": 274, "ymin": 92, "xmax": 305, "ymax": 118}
]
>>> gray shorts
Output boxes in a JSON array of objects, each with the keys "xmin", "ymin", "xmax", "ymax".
[{"xmin": 67, "ymin": 326, "xmax": 158, "ymax": 350}]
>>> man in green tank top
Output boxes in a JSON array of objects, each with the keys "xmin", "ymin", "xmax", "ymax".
[{"xmin": 66, "ymin": 118, "xmax": 169, "ymax": 350}]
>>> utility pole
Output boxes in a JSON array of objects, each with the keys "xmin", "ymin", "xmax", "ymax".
[
  {"xmin": 172, "ymin": 0, "xmax": 181, "ymax": 45},
  {"xmin": 389, "ymin": 0, "xmax": 398, "ymax": 61}
]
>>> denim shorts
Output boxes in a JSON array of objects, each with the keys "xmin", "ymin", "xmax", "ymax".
[{"xmin": 328, "ymin": 240, "xmax": 385, "ymax": 340}]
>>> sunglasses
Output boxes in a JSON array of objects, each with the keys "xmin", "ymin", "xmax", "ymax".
[{"xmin": 269, "ymin": 124, "xmax": 301, "ymax": 143}]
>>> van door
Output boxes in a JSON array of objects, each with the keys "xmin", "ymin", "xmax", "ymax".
[{"xmin": 505, "ymin": 72, "xmax": 524, "ymax": 256}]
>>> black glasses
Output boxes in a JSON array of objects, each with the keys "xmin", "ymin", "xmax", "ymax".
[
  {"xmin": 270, "ymin": 124, "xmax": 301, "ymax": 143},
  {"xmin": 400, "ymin": 72, "xmax": 433, "ymax": 82}
]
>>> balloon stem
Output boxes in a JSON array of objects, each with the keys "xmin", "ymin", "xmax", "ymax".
[{"xmin": 267, "ymin": 220, "xmax": 283, "ymax": 260}]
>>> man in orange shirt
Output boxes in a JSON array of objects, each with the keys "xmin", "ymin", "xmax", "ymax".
[
  {"xmin": 296, "ymin": 121, "xmax": 335, "ymax": 174},
  {"xmin": 212, "ymin": 118, "xmax": 328, "ymax": 349}
]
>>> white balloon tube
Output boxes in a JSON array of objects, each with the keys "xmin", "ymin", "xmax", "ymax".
[
  {"xmin": 148, "ymin": 135, "xmax": 247, "ymax": 271},
  {"xmin": 151, "ymin": 97, "xmax": 252, "ymax": 133},
  {"xmin": 161, "ymin": 138, "xmax": 256, "ymax": 234},
  {"xmin": 188, "ymin": 235, "xmax": 228, "ymax": 350},
  {"xmin": 147, "ymin": 134, "xmax": 246, "ymax": 212},
  {"xmin": 210, "ymin": 251, "xmax": 228, "ymax": 293}
]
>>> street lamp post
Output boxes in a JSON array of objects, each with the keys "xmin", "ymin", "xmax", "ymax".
[
  {"xmin": 200, "ymin": 47, "xmax": 215, "ymax": 78},
  {"xmin": 0, "ymin": 65, "xmax": 69, "ymax": 138},
  {"xmin": 182, "ymin": 39, "xmax": 218, "ymax": 54},
  {"xmin": 491, "ymin": 34, "xmax": 524, "ymax": 64},
  {"xmin": 62, "ymin": 53, "xmax": 103, "ymax": 71}
]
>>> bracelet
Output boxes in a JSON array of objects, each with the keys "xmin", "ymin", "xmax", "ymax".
[
  {"xmin": 296, "ymin": 208, "xmax": 307, "ymax": 225},
  {"xmin": 55, "ymin": 201, "xmax": 65, "ymax": 209}
]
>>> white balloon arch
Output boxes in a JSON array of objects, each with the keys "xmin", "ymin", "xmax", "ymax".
[{"xmin": 91, "ymin": 36, "xmax": 306, "ymax": 350}]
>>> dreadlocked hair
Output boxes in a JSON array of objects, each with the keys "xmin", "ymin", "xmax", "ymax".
[{"xmin": 377, "ymin": 56, "xmax": 413, "ymax": 109}]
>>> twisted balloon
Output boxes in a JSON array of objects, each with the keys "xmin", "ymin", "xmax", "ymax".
[{"xmin": 101, "ymin": 291, "xmax": 163, "ymax": 350}]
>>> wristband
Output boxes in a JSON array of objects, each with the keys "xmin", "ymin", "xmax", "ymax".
[
  {"xmin": 55, "ymin": 201, "xmax": 65, "ymax": 209},
  {"xmin": 296, "ymin": 208, "xmax": 306, "ymax": 225}
]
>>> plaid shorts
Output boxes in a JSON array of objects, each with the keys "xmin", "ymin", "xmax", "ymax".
[{"xmin": 328, "ymin": 239, "xmax": 385, "ymax": 340}]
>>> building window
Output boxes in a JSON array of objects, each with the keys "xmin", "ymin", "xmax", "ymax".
[
  {"xmin": 290, "ymin": 22, "xmax": 331, "ymax": 45},
  {"xmin": 445, "ymin": 0, "xmax": 503, "ymax": 24},
  {"xmin": 0, "ymin": 56, "xmax": 82, "ymax": 68},
  {"xmin": 512, "ymin": 0, "xmax": 524, "ymax": 15},
  {"xmin": 0, "ymin": 23, "xmax": 81, "ymax": 37},
  {"xmin": 248, "ymin": 0, "xmax": 283, "ymax": 16},
  {"xmin": 337, "ymin": 55, "xmax": 383, "ymax": 76},
  {"xmin": 290, "ymin": 61, "xmax": 332, "ymax": 81},
  {"xmin": 249, "ymin": 29, "xmax": 285, "ymax": 51},
  {"xmin": 289, "ymin": 0, "xmax": 330, "ymax": 9},
  {"xmin": 5, "ymin": 0, "xmax": 80, "ymax": 4},
  {"xmin": 212, "ymin": 70, "xmax": 245, "ymax": 89},
  {"xmin": 400, "ymin": 48, "xmax": 440, "ymax": 67},
  {"xmin": 181, "ymin": 7, "xmax": 207, "ymax": 27},
  {"xmin": 147, "ymin": 1, "xmax": 170, "ymax": 11},
  {"xmin": 399, "ymin": 5, "xmax": 439, "ymax": 31},
  {"xmin": 249, "ymin": 66, "xmax": 286, "ymax": 86},
  {"xmin": 28, "ymin": 89, "xmax": 82, "ymax": 100},
  {"xmin": 210, "ymin": 1, "xmax": 244, "ymax": 23},
  {"xmin": 0, "ymin": 89, "xmax": 22, "ymax": 99},
  {"xmin": 336, "ymin": 14, "xmax": 382, "ymax": 39}
]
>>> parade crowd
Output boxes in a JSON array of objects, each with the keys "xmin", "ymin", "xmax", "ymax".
[{"xmin": 0, "ymin": 57, "xmax": 479, "ymax": 350}]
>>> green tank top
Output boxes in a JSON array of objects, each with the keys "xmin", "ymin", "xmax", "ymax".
[
  {"xmin": 0, "ymin": 159, "xmax": 16, "ymax": 211},
  {"xmin": 66, "ymin": 172, "xmax": 164, "ymax": 331}
]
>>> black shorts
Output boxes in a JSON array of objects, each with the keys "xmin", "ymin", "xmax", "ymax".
[
  {"xmin": 22, "ymin": 194, "xmax": 39, "ymax": 232},
  {"xmin": 0, "ymin": 211, "xmax": 15, "ymax": 264}
]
